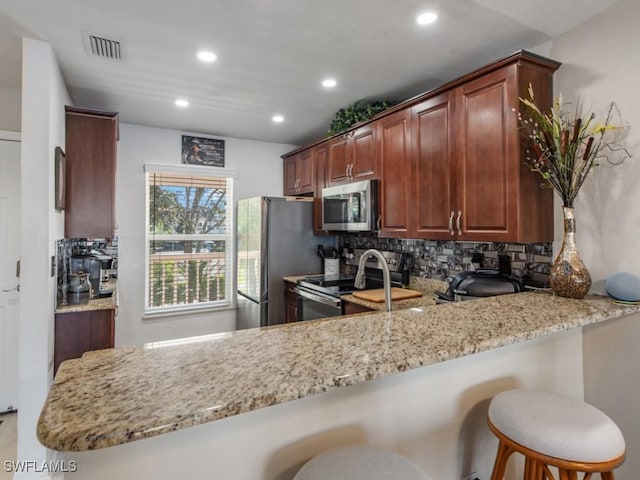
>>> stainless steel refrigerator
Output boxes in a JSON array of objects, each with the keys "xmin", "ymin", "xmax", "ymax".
[{"xmin": 236, "ymin": 196, "xmax": 334, "ymax": 330}]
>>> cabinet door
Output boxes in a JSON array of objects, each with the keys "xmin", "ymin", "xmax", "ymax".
[
  {"xmin": 342, "ymin": 300, "xmax": 374, "ymax": 315},
  {"xmin": 377, "ymin": 110, "xmax": 411, "ymax": 238},
  {"xmin": 410, "ymin": 92, "xmax": 456, "ymax": 239},
  {"xmin": 313, "ymin": 144, "xmax": 330, "ymax": 234},
  {"xmin": 327, "ymin": 136, "xmax": 350, "ymax": 184},
  {"xmin": 455, "ymin": 66, "xmax": 519, "ymax": 241},
  {"xmin": 284, "ymin": 281, "xmax": 298, "ymax": 323},
  {"xmin": 351, "ymin": 124, "xmax": 377, "ymax": 180},
  {"xmin": 296, "ymin": 149, "xmax": 314, "ymax": 194},
  {"xmin": 54, "ymin": 309, "xmax": 115, "ymax": 375},
  {"xmin": 65, "ymin": 107, "xmax": 118, "ymax": 239},
  {"xmin": 283, "ymin": 155, "xmax": 298, "ymax": 196}
]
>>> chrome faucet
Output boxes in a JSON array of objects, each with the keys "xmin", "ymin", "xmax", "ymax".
[{"xmin": 355, "ymin": 249, "xmax": 392, "ymax": 312}]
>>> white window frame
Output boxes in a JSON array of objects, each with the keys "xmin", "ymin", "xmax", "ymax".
[{"xmin": 143, "ymin": 163, "xmax": 237, "ymax": 317}]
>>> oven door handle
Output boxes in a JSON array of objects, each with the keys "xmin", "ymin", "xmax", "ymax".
[{"xmin": 293, "ymin": 287, "xmax": 341, "ymax": 308}]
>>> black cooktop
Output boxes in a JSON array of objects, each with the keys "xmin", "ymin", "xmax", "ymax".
[{"xmin": 297, "ymin": 274, "xmax": 362, "ymax": 297}]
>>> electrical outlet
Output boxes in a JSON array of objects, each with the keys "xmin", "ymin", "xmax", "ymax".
[{"xmin": 462, "ymin": 473, "xmax": 479, "ymax": 480}]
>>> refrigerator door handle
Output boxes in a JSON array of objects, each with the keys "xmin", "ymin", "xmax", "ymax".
[{"xmin": 293, "ymin": 287, "xmax": 341, "ymax": 308}]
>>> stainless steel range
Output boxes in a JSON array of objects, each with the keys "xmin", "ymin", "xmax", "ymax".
[{"xmin": 294, "ymin": 249, "xmax": 409, "ymax": 321}]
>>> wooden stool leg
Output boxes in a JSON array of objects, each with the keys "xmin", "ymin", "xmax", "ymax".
[
  {"xmin": 491, "ymin": 440, "xmax": 515, "ymax": 480},
  {"xmin": 525, "ymin": 458, "xmax": 551, "ymax": 480},
  {"xmin": 523, "ymin": 457, "xmax": 534, "ymax": 479},
  {"xmin": 601, "ymin": 472, "xmax": 615, "ymax": 480}
]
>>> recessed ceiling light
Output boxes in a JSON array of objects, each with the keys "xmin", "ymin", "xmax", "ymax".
[
  {"xmin": 175, "ymin": 99, "xmax": 189, "ymax": 108},
  {"xmin": 272, "ymin": 115, "xmax": 284, "ymax": 123},
  {"xmin": 322, "ymin": 78, "xmax": 337, "ymax": 88},
  {"xmin": 196, "ymin": 50, "xmax": 218, "ymax": 63},
  {"xmin": 416, "ymin": 11, "xmax": 438, "ymax": 25}
]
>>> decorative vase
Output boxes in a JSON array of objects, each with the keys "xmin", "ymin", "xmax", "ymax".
[{"xmin": 549, "ymin": 207, "xmax": 591, "ymax": 299}]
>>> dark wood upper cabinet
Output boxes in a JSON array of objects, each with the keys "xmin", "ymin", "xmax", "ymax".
[
  {"xmin": 409, "ymin": 91, "xmax": 456, "ymax": 239},
  {"xmin": 327, "ymin": 135, "xmax": 350, "ymax": 184},
  {"xmin": 283, "ymin": 156, "xmax": 298, "ymax": 196},
  {"xmin": 312, "ymin": 143, "xmax": 331, "ymax": 234},
  {"xmin": 350, "ymin": 124, "xmax": 376, "ymax": 180},
  {"xmin": 451, "ymin": 60, "xmax": 555, "ymax": 242},
  {"xmin": 408, "ymin": 54, "xmax": 557, "ymax": 242},
  {"xmin": 377, "ymin": 109, "xmax": 411, "ymax": 238},
  {"xmin": 455, "ymin": 66, "xmax": 516, "ymax": 241},
  {"xmin": 327, "ymin": 124, "xmax": 377, "ymax": 185},
  {"xmin": 281, "ymin": 51, "xmax": 559, "ymax": 243},
  {"xmin": 65, "ymin": 106, "xmax": 118, "ymax": 239},
  {"xmin": 283, "ymin": 150, "xmax": 314, "ymax": 195}
]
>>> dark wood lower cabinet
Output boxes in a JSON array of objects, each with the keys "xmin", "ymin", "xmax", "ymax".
[
  {"xmin": 342, "ymin": 301, "xmax": 374, "ymax": 315},
  {"xmin": 284, "ymin": 281, "xmax": 298, "ymax": 323},
  {"xmin": 54, "ymin": 309, "xmax": 115, "ymax": 375}
]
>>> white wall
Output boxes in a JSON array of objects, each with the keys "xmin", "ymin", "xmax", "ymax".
[
  {"xmin": 115, "ymin": 123, "xmax": 296, "ymax": 346},
  {"xmin": 66, "ymin": 328, "xmax": 584, "ymax": 480},
  {"xmin": 17, "ymin": 38, "xmax": 70, "ymax": 479},
  {"xmin": 551, "ymin": 0, "xmax": 640, "ymax": 477},
  {"xmin": 0, "ymin": 86, "xmax": 21, "ymax": 132}
]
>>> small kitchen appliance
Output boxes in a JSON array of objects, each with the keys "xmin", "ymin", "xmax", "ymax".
[
  {"xmin": 435, "ymin": 270, "xmax": 523, "ymax": 304},
  {"xmin": 67, "ymin": 273, "xmax": 91, "ymax": 305},
  {"xmin": 69, "ymin": 253, "xmax": 114, "ymax": 299},
  {"xmin": 321, "ymin": 180, "xmax": 378, "ymax": 231}
]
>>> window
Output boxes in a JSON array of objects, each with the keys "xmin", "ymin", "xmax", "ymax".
[{"xmin": 144, "ymin": 165, "xmax": 235, "ymax": 315}]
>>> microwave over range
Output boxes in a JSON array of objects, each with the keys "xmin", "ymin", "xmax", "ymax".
[{"xmin": 321, "ymin": 179, "xmax": 378, "ymax": 231}]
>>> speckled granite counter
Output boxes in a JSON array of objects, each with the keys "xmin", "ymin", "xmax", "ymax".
[
  {"xmin": 38, "ymin": 291, "xmax": 639, "ymax": 452},
  {"xmin": 55, "ymin": 279, "xmax": 117, "ymax": 313}
]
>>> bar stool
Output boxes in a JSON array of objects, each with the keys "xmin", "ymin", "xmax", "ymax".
[
  {"xmin": 488, "ymin": 389, "xmax": 625, "ymax": 479},
  {"xmin": 293, "ymin": 445, "xmax": 431, "ymax": 480}
]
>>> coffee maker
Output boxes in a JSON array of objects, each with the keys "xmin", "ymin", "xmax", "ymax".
[{"xmin": 69, "ymin": 255, "xmax": 102, "ymax": 299}]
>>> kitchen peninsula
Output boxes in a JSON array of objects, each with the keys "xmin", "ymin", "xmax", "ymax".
[{"xmin": 38, "ymin": 292, "xmax": 639, "ymax": 479}]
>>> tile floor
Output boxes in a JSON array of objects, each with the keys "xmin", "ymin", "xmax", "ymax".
[{"xmin": 0, "ymin": 412, "xmax": 17, "ymax": 480}]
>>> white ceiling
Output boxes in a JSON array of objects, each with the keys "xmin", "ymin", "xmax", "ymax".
[{"xmin": 0, "ymin": 0, "xmax": 620, "ymax": 146}]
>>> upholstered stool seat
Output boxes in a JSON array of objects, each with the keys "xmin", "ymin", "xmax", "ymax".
[
  {"xmin": 293, "ymin": 445, "xmax": 431, "ymax": 480},
  {"xmin": 488, "ymin": 389, "xmax": 626, "ymax": 479}
]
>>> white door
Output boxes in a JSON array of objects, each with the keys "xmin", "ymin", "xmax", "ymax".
[{"xmin": 0, "ymin": 136, "xmax": 20, "ymax": 413}]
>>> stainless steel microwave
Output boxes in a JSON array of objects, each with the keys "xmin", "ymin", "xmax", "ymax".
[{"xmin": 321, "ymin": 180, "xmax": 378, "ymax": 231}]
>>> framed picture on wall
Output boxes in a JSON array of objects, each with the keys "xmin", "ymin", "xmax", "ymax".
[
  {"xmin": 55, "ymin": 146, "xmax": 66, "ymax": 211},
  {"xmin": 181, "ymin": 135, "xmax": 225, "ymax": 167}
]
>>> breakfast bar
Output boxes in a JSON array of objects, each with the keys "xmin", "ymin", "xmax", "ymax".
[{"xmin": 37, "ymin": 292, "xmax": 640, "ymax": 479}]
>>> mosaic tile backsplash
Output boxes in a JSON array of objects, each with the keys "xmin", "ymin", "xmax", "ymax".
[{"xmin": 338, "ymin": 233, "xmax": 553, "ymax": 285}]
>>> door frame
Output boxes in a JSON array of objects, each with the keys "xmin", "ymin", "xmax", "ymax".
[{"xmin": 0, "ymin": 130, "xmax": 21, "ymax": 414}]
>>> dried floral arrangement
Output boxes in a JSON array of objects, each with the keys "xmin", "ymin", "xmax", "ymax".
[{"xmin": 518, "ymin": 85, "xmax": 631, "ymax": 207}]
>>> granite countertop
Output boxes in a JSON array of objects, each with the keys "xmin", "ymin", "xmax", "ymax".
[
  {"xmin": 38, "ymin": 291, "xmax": 640, "ymax": 452},
  {"xmin": 55, "ymin": 279, "xmax": 118, "ymax": 314}
]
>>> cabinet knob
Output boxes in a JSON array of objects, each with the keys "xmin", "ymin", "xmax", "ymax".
[
  {"xmin": 377, "ymin": 214, "xmax": 382, "ymax": 231},
  {"xmin": 456, "ymin": 210, "xmax": 462, "ymax": 236}
]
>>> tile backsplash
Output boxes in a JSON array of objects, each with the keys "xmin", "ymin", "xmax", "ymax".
[{"xmin": 338, "ymin": 233, "xmax": 552, "ymax": 285}]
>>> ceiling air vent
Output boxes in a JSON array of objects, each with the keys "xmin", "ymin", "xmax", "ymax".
[{"xmin": 81, "ymin": 31, "xmax": 124, "ymax": 60}]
